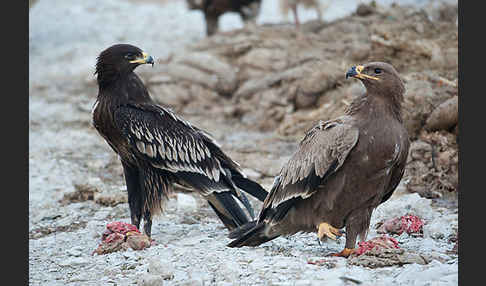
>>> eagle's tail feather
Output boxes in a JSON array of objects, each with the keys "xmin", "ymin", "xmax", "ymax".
[
  {"xmin": 227, "ymin": 221, "xmax": 278, "ymax": 247},
  {"xmin": 206, "ymin": 191, "xmax": 252, "ymax": 230},
  {"xmin": 232, "ymin": 174, "xmax": 268, "ymax": 202}
]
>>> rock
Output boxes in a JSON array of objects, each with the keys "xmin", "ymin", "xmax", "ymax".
[
  {"xmin": 234, "ymin": 74, "xmax": 283, "ymax": 100},
  {"xmin": 238, "ymin": 48, "xmax": 289, "ymax": 71},
  {"xmin": 218, "ymin": 260, "xmax": 240, "ymax": 282},
  {"xmin": 148, "ymin": 259, "xmax": 175, "ymax": 280},
  {"xmin": 174, "ymin": 52, "xmax": 238, "ymax": 95},
  {"xmin": 58, "ymin": 257, "xmax": 90, "ymax": 267},
  {"xmin": 176, "ymin": 193, "xmax": 198, "ymax": 213},
  {"xmin": 402, "ymin": 77, "xmax": 452, "ymax": 139},
  {"xmin": 356, "ymin": 3, "xmax": 375, "ymax": 16},
  {"xmin": 349, "ymin": 247, "xmax": 427, "ymax": 268},
  {"xmin": 93, "ymin": 207, "xmax": 114, "ymax": 220},
  {"xmin": 66, "ymin": 248, "xmax": 82, "ymax": 257},
  {"xmin": 150, "ymin": 84, "xmax": 192, "ymax": 108},
  {"xmin": 175, "ymin": 279, "xmax": 204, "ymax": 286},
  {"xmin": 167, "ymin": 63, "xmax": 219, "ymax": 91},
  {"xmin": 423, "ymin": 215, "xmax": 456, "ymax": 240},
  {"xmin": 138, "ymin": 273, "xmax": 165, "ymax": 286},
  {"xmin": 295, "ymin": 92, "xmax": 319, "ymax": 109},
  {"xmin": 93, "ymin": 192, "xmax": 127, "ymax": 207},
  {"xmin": 126, "ymin": 233, "xmax": 152, "ymax": 250},
  {"xmin": 307, "ymin": 258, "xmax": 337, "ymax": 269},
  {"xmin": 424, "ymin": 96, "xmax": 458, "ymax": 132},
  {"xmin": 59, "ymin": 178, "xmax": 103, "ymax": 205}
]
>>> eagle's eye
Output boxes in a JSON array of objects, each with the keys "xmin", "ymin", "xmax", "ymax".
[
  {"xmin": 125, "ymin": 53, "xmax": 136, "ymax": 60},
  {"xmin": 374, "ymin": 68, "xmax": 383, "ymax": 74}
]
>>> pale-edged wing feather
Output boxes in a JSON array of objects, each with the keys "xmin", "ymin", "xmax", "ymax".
[
  {"xmin": 114, "ymin": 104, "xmax": 235, "ymax": 196},
  {"xmin": 262, "ymin": 117, "xmax": 359, "ymax": 212}
]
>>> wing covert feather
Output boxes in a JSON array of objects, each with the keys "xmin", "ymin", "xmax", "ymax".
[
  {"xmin": 114, "ymin": 105, "xmax": 226, "ymax": 187},
  {"xmin": 265, "ymin": 119, "xmax": 359, "ymax": 209}
]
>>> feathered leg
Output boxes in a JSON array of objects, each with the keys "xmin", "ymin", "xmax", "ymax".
[
  {"xmin": 291, "ymin": 3, "xmax": 300, "ymax": 30},
  {"xmin": 330, "ymin": 208, "xmax": 372, "ymax": 257},
  {"xmin": 143, "ymin": 209, "xmax": 153, "ymax": 237},
  {"xmin": 122, "ymin": 162, "xmax": 142, "ymax": 230},
  {"xmin": 205, "ymin": 14, "xmax": 219, "ymax": 36}
]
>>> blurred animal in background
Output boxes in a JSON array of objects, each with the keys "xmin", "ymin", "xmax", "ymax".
[
  {"xmin": 29, "ymin": 0, "xmax": 38, "ymax": 9},
  {"xmin": 280, "ymin": 0, "xmax": 329, "ymax": 29},
  {"xmin": 228, "ymin": 62, "xmax": 410, "ymax": 258},
  {"xmin": 92, "ymin": 44, "xmax": 268, "ymax": 238},
  {"xmin": 186, "ymin": 0, "xmax": 262, "ymax": 36}
]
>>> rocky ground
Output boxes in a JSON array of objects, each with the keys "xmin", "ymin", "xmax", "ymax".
[{"xmin": 29, "ymin": 0, "xmax": 458, "ymax": 285}]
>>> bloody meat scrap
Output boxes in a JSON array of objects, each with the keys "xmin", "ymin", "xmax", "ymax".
[{"xmin": 94, "ymin": 222, "xmax": 151, "ymax": 255}]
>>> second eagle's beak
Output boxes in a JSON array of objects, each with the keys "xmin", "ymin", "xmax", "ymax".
[
  {"xmin": 346, "ymin": 65, "xmax": 379, "ymax": 80},
  {"xmin": 130, "ymin": 52, "xmax": 154, "ymax": 66}
]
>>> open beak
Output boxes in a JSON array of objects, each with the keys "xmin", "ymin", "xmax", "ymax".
[
  {"xmin": 346, "ymin": 65, "xmax": 379, "ymax": 81},
  {"xmin": 130, "ymin": 52, "xmax": 154, "ymax": 66}
]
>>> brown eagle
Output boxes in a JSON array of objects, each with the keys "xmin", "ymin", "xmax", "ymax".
[
  {"xmin": 186, "ymin": 0, "xmax": 261, "ymax": 36},
  {"xmin": 228, "ymin": 62, "xmax": 410, "ymax": 257},
  {"xmin": 92, "ymin": 44, "xmax": 268, "ymax": 237}
]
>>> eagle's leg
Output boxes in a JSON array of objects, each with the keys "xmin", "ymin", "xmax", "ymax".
[
  {"xmin": 329, "ymin": 227, "xmax": 357, "ymax": 257},
  {"xmin": 122, "ymin": 162, "xmax": 142, "ymax": 230},
  {"xmin": 330, "ymin": 208, "xmax": 372, "ymax": 258},
  {"xmin": 143, "ymin": 209, "xmax": 152, "ymax": 238},
  {"xmin": 291, "ymin": 3, "xmax": 300, "ymax": 30},
  {"xmin": 205, "ymin": 14, "xmax": 219, "ymax": 36},
  {"xmin": 317, "ymin": 222, "xmax": 343, "ymax": 241},
  {"xmin": 331, "ymin": 248, "xmax": 355, "ymax": 257},
  {"xmin": 315, "ymin": 6, "xmax": 322, "ymax": 22},
  {"xmin": 130, "ymin": 208, "xmax": 142, "ymax": 230},
  {"xmin": 291, "ymin": 4, "xmax": 307, "ymax": 41}
]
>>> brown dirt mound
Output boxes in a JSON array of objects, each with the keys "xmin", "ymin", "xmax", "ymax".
[{"xmin": 139, "ymin": 2, "xmax": 458, "ymax": 198}]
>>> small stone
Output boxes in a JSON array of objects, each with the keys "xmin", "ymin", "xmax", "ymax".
[
  {"xmin": 399, "ymin": 252, "xmax": 428, "ymax": 265},
  {"xmin": 176, "ymin": 193, "xmax": 198, "ymax": 213},
  {"xmin": 94, "ymin": 192, "xmax": 128, "ymax": 207},
  {"xmin": 122, "ymin": 250, "xmax": 137, "ymax": 260},
  {"xmin": 137, "ymin": 273, "xmax": 164, "ymax": 286},
  {"xmin": 148, "ymin": 258, "xmax": 175, "ymax": 280},
  {"xmin": 294, "ymin": 280, "xmax": 312, "ymax": 286},
  {"xmin": 176, "ymin": 279, "xmax": 204, "ymax": 286},
  {"xmin": 356, "ymin": 3, "xmax": 375, "ymax": 16},
  {"xmin": 58, "ymin": 257, "xmax": 89, "ymax": 267},
  {"xmin": 66, "ymin": 249, "xmax": 82, "ymax": 257}
]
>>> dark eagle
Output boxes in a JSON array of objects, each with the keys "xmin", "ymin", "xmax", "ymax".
[
  {"xmin": 228, "ymin": 62, "xmax": 410, "ymax": 257},
  {"xmin": 186, "ymin": 0, "xmax": 261, "ymax": 36},
  {"xmin": 92, "ymin": 44, "xmax": 268, "ymax": 237}
]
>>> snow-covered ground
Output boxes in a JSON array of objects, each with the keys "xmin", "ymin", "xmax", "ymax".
[{"xmin": 29, "ymin": 0, "xmax": 458, "ymax": 285}]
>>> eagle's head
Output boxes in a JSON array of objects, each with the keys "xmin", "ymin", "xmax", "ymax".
[
  {"xmin": 346, "ymin": 62, "xmax": 405, "ymax": 100},
  {"xmin": 95, "ymin": 44, "xmax": 154, "ymax": 87}
]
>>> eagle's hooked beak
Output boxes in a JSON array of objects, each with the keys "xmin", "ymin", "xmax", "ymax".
[
  {"xmin": 130, "ymin": 52, "xmax": 154, "ymax": 66},
  {"xmin": 346, "ymin": 65, "xmax": 379, "ymax": 81}
]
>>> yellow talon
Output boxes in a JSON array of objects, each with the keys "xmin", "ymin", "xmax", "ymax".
[
  {"xmin": 331, "ymin": 248, "xmax": 355, "ymax": 258},
  {"xmin": 317, "ymin": 222, "xmax": 342, "ymax": 241}
]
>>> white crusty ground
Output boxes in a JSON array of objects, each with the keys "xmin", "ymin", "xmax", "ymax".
[{"xmin": 29, "ymin": 0, "xmax": 458, "ymax": 285}]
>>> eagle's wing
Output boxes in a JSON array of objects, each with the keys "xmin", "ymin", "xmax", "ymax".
[
  {"xmin": 380, "ymin": 133, "xmax": 410, "ymax": 204},
  {"xmin": 114, "ymin": 104, "xmax": 239, "ymax": 195},
  {"xmin": 260, "ymin": 117, "xmax": 359, "ymax": 221}
]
